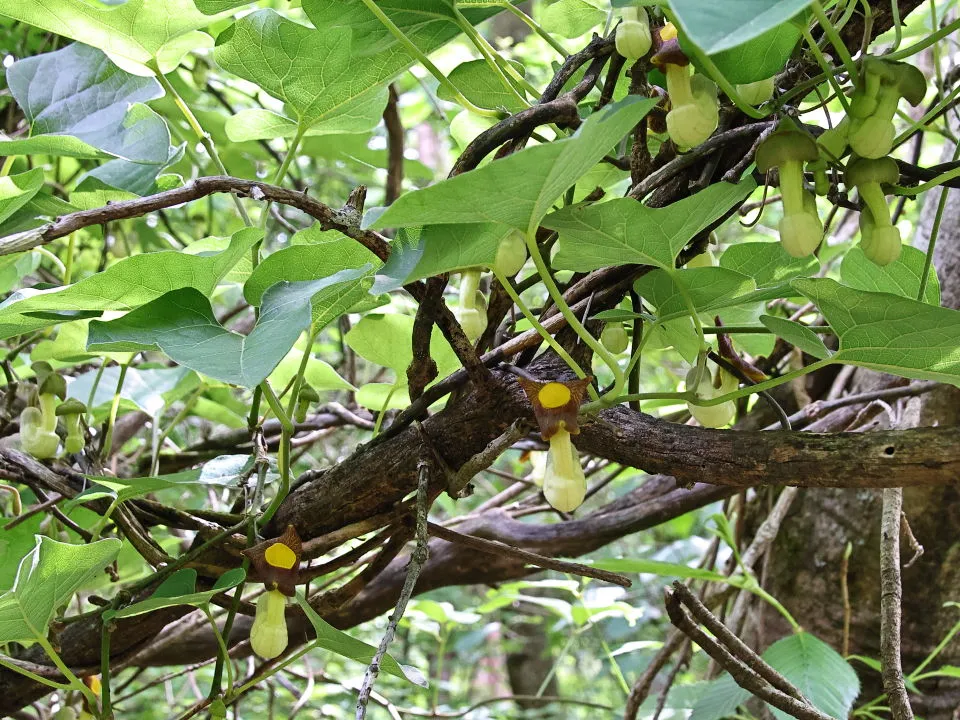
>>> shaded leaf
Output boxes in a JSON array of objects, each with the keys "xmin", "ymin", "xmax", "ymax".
[
  {"xmin": 104, "ymin": 568, "xmax": 246, "ymax": 621},
  {"xmin": 668, "ymin": 0, "xmax": 811, "ymax": 55},
  {"xmin": 760, "ymin": 316, "xmax": 831, "ymax": 359},
  {"xmin": 88, "ymin": 268, "xmax": 369, "ymax": 387},
  {"xmin": 0, "ymin": 169, "xmax": 45, "ymax": 225}
]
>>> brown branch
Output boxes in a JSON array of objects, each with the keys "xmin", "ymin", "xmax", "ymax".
[
  {"xmin": 880, "ymin": 488, "xmax": 915, "ymax": 720},
  {"xmin": 427, "ymin": 521, "xmax": 631, "ymax": 588},
  {"xmin": 665, "ymin": 583, "xmax": 833, "ymax": 720},
  {"xmin": 3, "ymin": 176, "xmax": 392, "ymax": 260}
]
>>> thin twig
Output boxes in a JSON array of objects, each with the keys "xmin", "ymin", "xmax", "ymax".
[
  {"xmin": 880, "ymin": 488, "xmax": 915, "ymax": 720},
  {"xmin": 427, "ymin": 521, "xmax": 631, "ymax": 588},
  {"xmin": 355, "ymin": 455, "xmax": 431, "ymax": 719},
  {"xmin": 900, "ymin": 511, "xmax": 924, "ymax": 569}
]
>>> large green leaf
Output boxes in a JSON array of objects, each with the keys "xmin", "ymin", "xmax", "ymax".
[
  {"xmin": 378, "ymin": 223, "xmax": 517, "ymax": 285},
  {"xmin": 840, "ymin": 245, "xmax": 940, "ymax": 305},
  {"xmin": 719, "ymin": 241, "xmax": 819, "ymax": 287},
  {"xmin": 87, "ymin": 268, "xmax": 369, "ymax": 387},
  {"xmin": 636, "ymin": 267, "xmax": 759, "ymax": 317},
  {"xmin": 0, "ymin": 227, "xmax": 260, "ymax": 341},
  {"xmin": 0, "ymin": 170, "xmax": 45, "ymax": 225},
  {"xmin": 104, "ymin": 568, "xmax": 246, "ymax": 621},
  {"xmin": 0, "ymin": 0, "xmax": 226, "ymax": 76},
  {"xmin": 547, "ymin": 178, "xmax": 756, "ymax": 272},
  {"xmin": 4, "ymin": 43, "xmax": 175, "ymax": 193},
  {"xmin": 0, "ymin": 536, "xmax": 121, "ymax": 644},
  {"xmin": 541, "ymin": 0, "xmax": 605, "ymax": 38},
  {"xmin": 294, "ymin": 590, "xmax": 427, "ymax": 687},
  {"xmin": 245, "ymin": 227, "xmax": 382, "ymax": 329},
  {"xmin": 762, "ymin": 633, "xmax": 859, "ymax": 720},
  {"xmin": 668, "ymin": 0, "xmax": 812, "ymax": 55},
  {"xmin": 794, "ymin": 278, "xmax": 960, "ymax": 385},
  {"xmin": 701, "ymin": 22, "xmax": 800, "ymax": 84},
  {"xmin": 214, "ymin": 10, "xmax": 389, "ymax": 136},
  {"xmin": 369, "ymin": 97, "xmax": 657, "ymax": 234}
]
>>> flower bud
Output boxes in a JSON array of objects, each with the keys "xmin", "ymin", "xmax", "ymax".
[
  {"xmin": 600, "ymin": 323, "xmax": 629, "ymax": 354},
  {"xmin": 615, "ymin": 7, "xmax": 652, "ymax": 61},
  {"xmin": 685, "ymin": 362, "xmax": 737, "ymax": 428},
  {"xmin": 493, "ymin": 230, "xmax": 527, "ymax": 277}
]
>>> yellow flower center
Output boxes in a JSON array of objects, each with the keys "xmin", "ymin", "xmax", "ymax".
[
  {"xmin": 264, "ymin": 542, "xmax": 296, "ymax": 569},
  {"xmin": 538, "ymin": 382, "xmax": 571, "ymax": 409},
  {"xmin": 661, "ymin": 22, "xmax": 678, "ymax": 41}
]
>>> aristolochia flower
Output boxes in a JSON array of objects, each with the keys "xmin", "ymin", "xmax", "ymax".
[
  {"xmin": 242, "ymin": 525, "xmax": 302, "ymax": 660},
  {"xmin": 517, "ymin": 376, "xmax": 592, "ymax": 513}
]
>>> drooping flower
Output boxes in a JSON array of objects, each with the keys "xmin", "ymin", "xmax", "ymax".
[{"xmin": 242, "ymin": 525, "xmax": 302, "ymax": 659}]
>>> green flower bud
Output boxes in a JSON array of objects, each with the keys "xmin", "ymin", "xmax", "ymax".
[
  {"xmin": 542, "ymin": 428, "xmax": 586, "ymax": 512},
  {"xmin": 21, "ymin": 407, "xmax": 60, "ymax": 459},
  {"xmin": 600, "ymin": 323, "xmax": 629, "ymax": 354},
  {"xmin": 737, "ymin": 76, "xmax": 775, "ymax": 105},
  {"xmin": 250, "ymin": 589, "xmax": 289, "ymax": 660},
  {"xmin": 654, "ymin": 37, "xmax": 718, "ymax": 150},
  {"xmin": 493, "ymin": 230, "xmax": 527, "ymax": 277},
  {"xmin": 665, "ymin": 90, "xmax": 719, "ymax": 150},
  {"xmin": 56, "ymin": 398, "xmax": 87, "ymax": 455},
  {"xmin": 846, "ymin": 156, "xmax": 901, "ymax": 265},
  {"xmin": 685, "ymin": 362, "xmax": 737, "ymax": 428},
  {"xmin": 294, "ymin": 384, "xmax": 319, "ymax": 424},
  {"xmin": 779, "ymin": 201, "xmax": 823, "ymax": 258},
  {"xmin": 458, "ymin": 307, "xmax": 486, "ymax": 343},
  {"xmin": 615, "ymin": 7, "xmax": 652, "ymax": 61},
  {"xmin": 859, "ymin": 208, "xmax": 902, "ymax": 266}
]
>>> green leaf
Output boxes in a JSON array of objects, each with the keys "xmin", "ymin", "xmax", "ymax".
[
  {"xmin": 369, "ymin": 97, "xmax": 657, "ymax": 234},
  {"xmin": 0, "ymin": 536, "xmax": 121, "ymax": 644},
  {"xmin": 294, "ymin": 590, "xmax": 427, "ymax": 687},
  {"xmin": 0, "ymin": 0, "xmax": 227, "ymax": 75},
  {"xmin": 0, "ymin": 169, "xmax": 45, "ymax": 225},
  {"xmin": 67, "ymin": 365, "xmax": 192, "ymax": 416},
  {"xmin": 88, "ymin": 268, "xmax": 369, "ymax": 388},
  {"xmin": 702, "ymin": 22, "xmax": 800, "ymax": 84},
  {"xmin": 589, "ymin": 558, "xmax": 727, "ymax": 582},
  {"xmin": 840, "ymin": 245, "xmax": 940, "ymax": 305},
  {"xmin": 0, "ymin": 252, "xmax": 40, "ymax": 295},
  {"xmin": 0, "ymin": 227, "xmax": 260, "ymax": 341},
  {"xmin": 345, "ymin": 313, "xmax": 460, "ymax": 379},
  {"xmin": 379, "ymin": 223, "xmax": 517, "ymax": 285},
  {"xmin": 762, "ymin": 632, "xmax": 859, "ymax": 720},
  {"xmin": 4, "ymin": 44, "xmax": 175, "ymax": 192},
  {"xmin": 636, "ymin": 267, "xmax": 759, "ymax": 317},
  {"xmin": 244, "ymin": 226, "xmax": 381, "ymax": 328},
  {"xmin": 541, "ymin": 0, "xmax": 606, "ymax": 38},
  {"xmin": 794, "ymin": 278, "xmax": 960, "ymax": 386},
  {"xmin": 689, "ymin": 674, "xmax": 750, "ymax": 720},
  {"xmin": 719, "ymin": 241, "xmax": 819, "ymax": 287},
  {"xmin": 437, "ymin": 59, "xmax": 528, "ymax": 113},
  {"xmin": 547, "ymin": 178, "xmax": 756, "ymax": 272},
  {"xmin": 760, "ymin": 316, "xmax": 831, "ymax": 359},
  {"xmin": 269, "ymin": 347, "xmax": 356, "ymax": 394},
  {"xmin": 105, "ymin": 568, "xmax": 246, "ymax": 621},
  {"xmin": 75, "ymin": 455, "xmax": 254, "ymax": 507},
  {"xmin": 214, "ymin": 10, "xmax": 390, "ymax": 135},
  {"xmin": 668, "ymin": 0, "xmax": 812, "ymax": 55},
  {"xmin": 224, "ymin": 93, "xmax": 387, "ymax": 141}
]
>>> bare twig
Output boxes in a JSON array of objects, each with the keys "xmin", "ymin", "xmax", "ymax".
[
  {"xmin": 427, "ymin": 521, "xmax": 631, "ymax": 588},
  {"xmin": 446, "ymin": 420, "xmax": 529, "ymax": 498},
  {"xmin": 384, "ymin": 84, "xmax": 404, "ymax": 205},
  {"xmin": 880, "ymin": 488, "xmax": 915, "ymax": 720},
  {"xmin": 355, "ymin": 456, "xmax": 431, "ymax": 719}
]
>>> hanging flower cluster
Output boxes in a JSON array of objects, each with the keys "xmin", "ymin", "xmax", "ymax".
[
  {"xmin": 517, "ymin": 376, "xmax": 592, "ymax": 513},
  {"xmin": 242, "ymin": 525, "xmax": 302, "ymax": 660}
]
